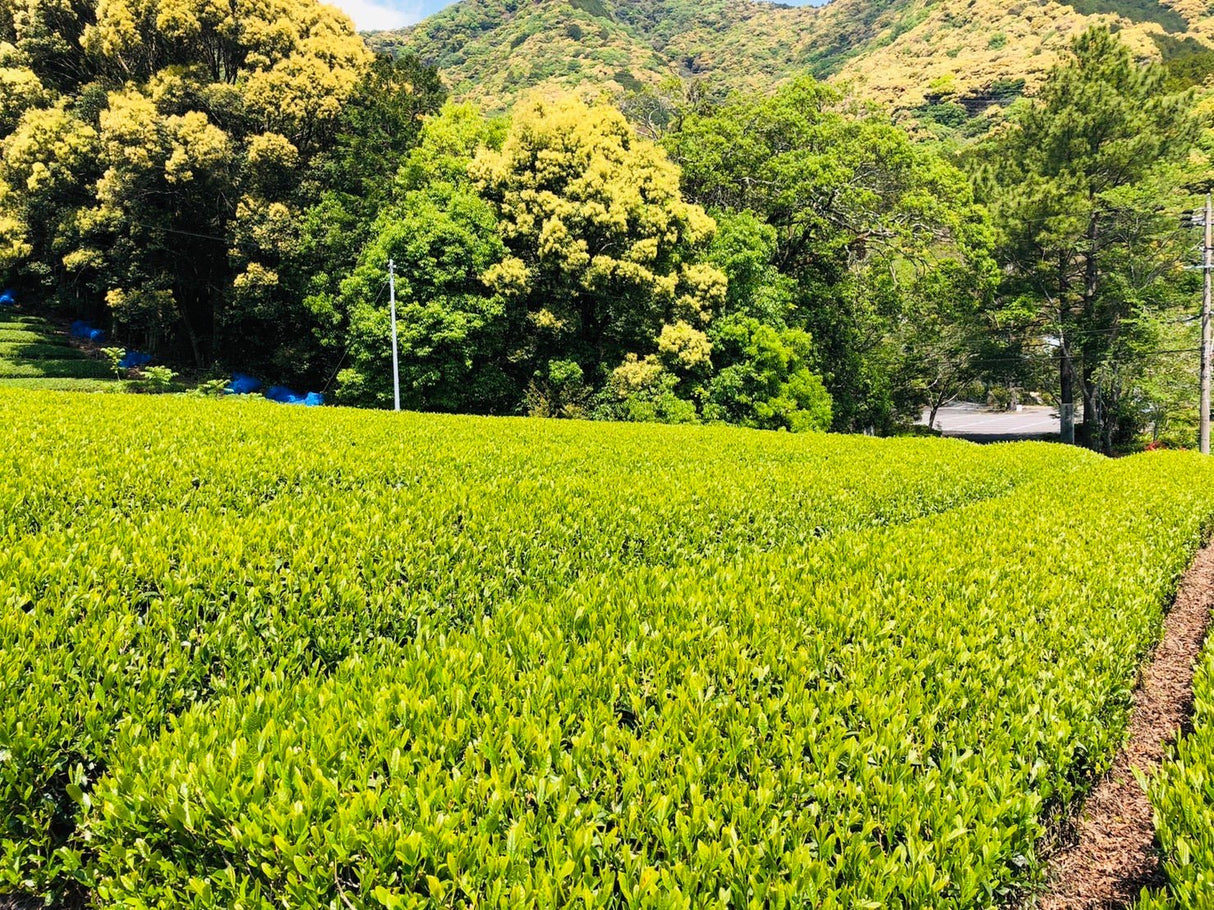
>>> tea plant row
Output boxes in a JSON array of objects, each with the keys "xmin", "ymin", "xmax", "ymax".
[{"xmin": 0, "ymin": 391, "xmax": 1208, "ymax": 907}]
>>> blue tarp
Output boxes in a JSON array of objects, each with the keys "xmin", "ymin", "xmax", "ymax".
[
  {"xmin": 265, "ymin": 385, "xmax": 323, "ymax": 406},
  {"xmin": 226, "ymin": 372, "xmax": 261, "ymax": 395},
  {"xmin": 119, "ymin": 351, "xmax": 153, "ymax": 369},
  {"xmin": 226, "ymin": 374, "xmax": 320, "ymax": 405},
  {"xmin": 69, "ymin": 320, "xmax": 106, "ymax": 342},
  {"xmin": 0, "ymin": 290, "xmax": 14, "ymax": 306},
  {"xmin": 265, "ymin": 385, "xmax": 303, "ymax": 404}
]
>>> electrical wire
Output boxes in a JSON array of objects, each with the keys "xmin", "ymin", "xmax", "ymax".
[{"xmin": 320, "ymin": 279, "xmax": 386, "ymax": 394}]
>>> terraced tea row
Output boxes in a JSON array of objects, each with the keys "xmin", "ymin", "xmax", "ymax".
[
  {"xmin": 77, "ymin": 456, "xmax": 1214, "ymax": 908},
  {"xmin": 0, "ymin": 390, "xmax": 1209, "ymax": 907},
  {"xmin": 0, "ymin": 316, "xmax": 120, "ymax": 391},
  {"xmin": 1143, "ymin": 629, "xmax": 1214, "ymax": 907}
]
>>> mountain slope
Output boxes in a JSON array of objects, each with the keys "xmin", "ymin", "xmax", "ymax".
[
  {"xmin": 806, "ymin": 0, "xmax": 1214, "ymax": 115},
  {"xmin": 369, "ymin": 0, "xmax": 1214, "ymax": 116},
  {"xmin": 368, "ymin": 0, "xmax": 676, "ymax": 103}
]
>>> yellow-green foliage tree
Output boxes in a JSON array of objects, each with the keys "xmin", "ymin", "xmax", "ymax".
[
  {"xmin": 0, "ymin": 0, "xmax": 371, "ymax": 367},
  {"xmin": 470, "ymin": 95, "xmax": 726, "ymax": 401},
  {"xmin": 334, "ymin": 96, "xmax": 753, "ymax": 421}
]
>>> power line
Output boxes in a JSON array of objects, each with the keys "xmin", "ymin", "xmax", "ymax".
[
  {"xmin": 116, "ymin": 217, "xmax": 230, "ymax": 244},
  {"xmin": 320, "ymin": 281, "xmax": 385, "ymax": 394},
  {"xmin": 963, "ymin": 347, "xmax": 1200, "ymax": 368}
]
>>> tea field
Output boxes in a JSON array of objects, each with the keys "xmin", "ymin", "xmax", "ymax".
[
  {"xmin": 2, "ymin": 390, "xmax": 1214, "ymax": 907},
  {"xmin": 0, "ymin": 315, "xmax": 119, "ymax": 392}
]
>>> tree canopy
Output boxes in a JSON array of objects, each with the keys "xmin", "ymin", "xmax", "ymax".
[
  {"xmin": 981, "ymin": 27, "xmax": 1199, "ymax": 452},
  {"xmin": 2, "ymin": 11, "xmax": 1209, "ymax": 449},
  {"xmin": 0, "ymin": 0, "xmax": 380, "ymax": 370},
  {"xmin": 666, "ymin": 77, "xmax": 997, "ymax": 432}
]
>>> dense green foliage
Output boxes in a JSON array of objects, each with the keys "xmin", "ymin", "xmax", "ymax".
[
  {"xmin": 666, "ymin": 77, "xmax": 996, "ymax": 432},
  {"xmin": 8, "ymin": 3, "xmax": 1214, "ymax": 905},
  {"xmin": 327, "ymin": 97, "xmax": 765, "ymax": 424},
  {"xmin": 0, "ymin": 390, "xmax": 1212, "ymax": 905},
  {"xmin": 1143, "ymin": 643, "xmax": 1214, "ymax": 908},
  {"xmin": 978, "ymin": 29, "xmax": 1201, "ymax": 452},
  {"xmin": 319, "ymin": 73, "xmax": 1009, "ymax": 432},
  {"xmin": 0, "ymin": 0, "xmax": 445, "ymax": 380},
  {"xmin": 2, "ymin": 1, "xmax": 1210, "ymax": 443}
]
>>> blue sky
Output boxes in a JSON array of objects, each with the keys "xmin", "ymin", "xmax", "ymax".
[{"xmin": 332, "ymin": 0, "xmax": 827, "ymax": 31}]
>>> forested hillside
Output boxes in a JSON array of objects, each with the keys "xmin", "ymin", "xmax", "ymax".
[
  {"xmin": 2, "ymin": 0, "xmax": 1212, "ymax": 452},
  {"xmin": 371, "ymin": 0, "xmax": 1214, "ymax": 122}
]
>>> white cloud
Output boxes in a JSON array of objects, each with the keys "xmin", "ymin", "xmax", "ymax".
[{"xmin": 330, "ymin": 0, "xmax": 421, "ymax": 31}]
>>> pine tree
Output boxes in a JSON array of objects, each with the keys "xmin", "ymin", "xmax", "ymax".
[{"xmin": 985, "ymin": 27, "xmax": 1198, "ymax": 451}]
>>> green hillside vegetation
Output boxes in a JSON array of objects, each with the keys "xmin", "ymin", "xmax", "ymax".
[
  {"xmin": 1068, "ymin": 0, "xmax": 1188, "ymax": 33},
  {"xmin": 0, "ymin": 314, "xmax": 118, "ymax": 390},
  {"xmin": 367, "ymin": 0, "xmax": 679, "ymax": 104},
  {"xmin": 372, "ymin": 0, "xmax": 1214, "ymax": 121}
]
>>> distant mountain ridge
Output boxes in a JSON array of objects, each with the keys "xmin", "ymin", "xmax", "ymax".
[{"xmin": 368, "ymin": 0, "xmax": 1214, "ymax": 122}]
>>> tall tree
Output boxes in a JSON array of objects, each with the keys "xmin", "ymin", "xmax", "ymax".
[
  {"xmin": 330, "ymin": 104, "xmax": 513, "ymax": 412},
  {"xmin": 287, "ymin": 52, "xmax": 447, "ymax": 383},
  {"xmin": 470, "ymin": 94, "xmax": 725, "ymax": 389},
  {"xmin": 665, "ymin": 77, "xmax": 995, "ymax": 432},
  {"xmin": 331, "ymin": 96, "xmax": 735, "ymax": 419},
  {"xmin": 0, "ymin": 0, "xmax": 373, "ymax": 372},
  {"xmin": 983, "ymin": 27, "xmax": 1198, "ymax": 451}
]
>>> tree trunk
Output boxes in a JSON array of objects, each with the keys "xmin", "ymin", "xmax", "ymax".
[
  {"xmin": 176, "ymin": 301, "xmax": 205, "ymax": 370},
  {"xmin": 1060, "ymin": 335, "xmax": 1076, "ymax": 445},
  {"xmin": 1079, "ymin": 210, "xmax": 1099, "ymax": 449},
  {"xmin": 1081, "ymin": 362, "xmax": 1097, "ymax": 449}
]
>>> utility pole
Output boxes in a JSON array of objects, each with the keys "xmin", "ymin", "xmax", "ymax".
[
  {"xmin": 389, "ymin": 259, "xmax": 400, "ymax": 413},
  {"xmin": 1203, "ymin": 194, "xmax": 1212, "ymax": 454},
  {"xmin": 1059, "ymin": 340, "xmax": 1075, "ymax": 446}
]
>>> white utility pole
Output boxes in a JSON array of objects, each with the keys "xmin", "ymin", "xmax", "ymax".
[
  {"xmin": 389, "ymin": 258, "xmax": 400, "ymax": 413},
  {"xmin": 1202, "ymin": 194, "xmax": 1212, "ymax": 454}
]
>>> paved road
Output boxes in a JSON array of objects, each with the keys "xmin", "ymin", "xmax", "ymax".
[{"xmin": 919, "ymin": 403, "xmax": 1061, "ymax": 442}]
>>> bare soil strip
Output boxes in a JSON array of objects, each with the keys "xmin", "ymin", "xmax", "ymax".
[{"xmin": 1036, "ymin": 541, "xmax": 1214, "ymax": 909}]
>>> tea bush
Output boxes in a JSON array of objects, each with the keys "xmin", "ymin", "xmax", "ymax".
[
  {"xmin": 1143, "ymin": 645, "xmax": 1214, "ymax": 907},
  {"xmin": 0, "ymin": 390, "xmax": 1209, "ymax": 906}
]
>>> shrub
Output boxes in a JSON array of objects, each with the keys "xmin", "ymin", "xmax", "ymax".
[{"xmin": 1, "ymin": 391, "xmax": 1211, "ymax": 906}]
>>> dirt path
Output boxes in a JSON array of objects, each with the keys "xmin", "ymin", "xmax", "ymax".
[{"xmin": 1036, "ymin": 542, "xmax": 1214, "ymax": 909}]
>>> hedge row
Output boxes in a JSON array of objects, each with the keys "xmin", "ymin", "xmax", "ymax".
[
  {"xmin": 1142, "ymin": 640, "xmax": 1214, "ymax": 907},
  {"xmin": 0, "ymin": 342, "xmax": 87, "ymax": 360},
  {"xmin": 80, "ymin": 456, "xmax": 1214, "ymax": 908},
  {"xmin": 0, "ymin": 391, "xmax": 1208, "ymax": 907},
  {"xmin": 0, "ymin": 356, "xmax": 113, "ymax": 380}
]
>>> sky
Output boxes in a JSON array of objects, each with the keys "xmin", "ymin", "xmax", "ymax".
[{"xmin": 331, "ymin": 0, "xmax": 829, "ymax": 32}]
